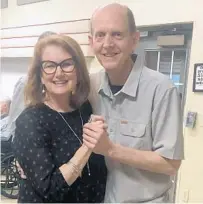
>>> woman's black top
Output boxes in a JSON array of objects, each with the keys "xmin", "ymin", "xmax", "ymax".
[{"xmin": 13, "ymin": 101, "xmax": 107, "ymax": 203}]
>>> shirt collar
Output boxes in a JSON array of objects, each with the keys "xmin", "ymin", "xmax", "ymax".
[
  {"xmin": 98, "ymin": 71, "xmax": 114, "ymax": 99},
  {"xmin": 121, "ymin": 62, "xmax": 143, "ymax": 97},
  {"xmin": 98, "ymin": 60, "xmax": 143, "ymax": 99}
]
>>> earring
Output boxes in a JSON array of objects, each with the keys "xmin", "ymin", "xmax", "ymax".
[
  {"xmin": 71, "ymin": 89, "xmax": 75, "ymax": 95},
  {"xmin": 42, "ymin": 84, "xmax": 45, "ymax": 94}
]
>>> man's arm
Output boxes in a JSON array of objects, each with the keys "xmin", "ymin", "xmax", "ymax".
[
  {"xmin": 108, "ymin": 143, "xmax": 181, "ymax": 175},
  {"xmin": 83, "ymin": 123, "xmax": 181, "ymax": 176}
]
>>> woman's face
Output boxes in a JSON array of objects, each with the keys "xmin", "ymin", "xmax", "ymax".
[{"xmin": 40, "ymin": 45, "xmax": 77, "ymax": 97}]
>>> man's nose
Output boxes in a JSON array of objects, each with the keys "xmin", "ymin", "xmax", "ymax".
[{"xmin": 103, "ymin": 35, "xmax": 114, "ymax": 48}]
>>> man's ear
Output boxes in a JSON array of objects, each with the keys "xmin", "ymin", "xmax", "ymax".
[
  {"xmin": 132, "ymin": 31, "xmax": 140, "ymax": 51},
  {"xmin": 88, "ymin": 34, "xmax": 95, "ymax": 56}
]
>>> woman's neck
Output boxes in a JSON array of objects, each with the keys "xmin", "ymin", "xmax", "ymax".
[{"xmin": 44, "ymin": 94, "xmax": 73, "ymax": 113}]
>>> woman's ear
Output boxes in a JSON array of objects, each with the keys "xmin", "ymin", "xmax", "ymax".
[{"xmin": 41, "ymin": 76, "xmax": 44, "ymax": 84}]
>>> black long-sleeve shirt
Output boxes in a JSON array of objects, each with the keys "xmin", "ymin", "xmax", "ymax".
[{"xmin": 13, "ymin": 101, "xmax": 107, "ymax": 203}]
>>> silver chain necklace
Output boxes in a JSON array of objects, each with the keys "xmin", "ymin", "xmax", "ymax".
[
  {"xmin": 45, "ymin": 101, "xmax": 91, "ymax": 175},
  {"xmin": 57, "ymin": 110, "xmax": 91, "ymax": 176}
]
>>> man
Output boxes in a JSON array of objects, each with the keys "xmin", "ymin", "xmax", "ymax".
[
  {"xmin": 5, "ymin": 76, "xmax": 27, "ymax": 138},
  {"xmin": 0, "ymin": 96, "xmax": 11, "ymax": 119},
  {"xmin": 83, "ymin": 3, "xmax": 184, "ymax": 203},
  {"xmin": 0, "ymin": 96, "xmax": 12, "ymax": 152}
]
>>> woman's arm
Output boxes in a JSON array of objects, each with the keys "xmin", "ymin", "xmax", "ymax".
[
  {"xmin": 13, "ymin": 111, "xmax": 105, "ymax": 201},
  {"xmin": 59, "ymin": 144, "xmax": 91, "ymax": 185}
]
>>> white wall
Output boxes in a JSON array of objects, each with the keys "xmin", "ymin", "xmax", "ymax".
[
  {"xmin": 1, "ymin": 19, "xmax": 91, "ymax": 57},
  {"xmin": 1, "ymin": 0, "xmax": 200, "ymax": 28},
  {"xmin": 1, "ymin": 0, "xmax": 118, "ymax": 27},
  {"xmin": 0, "ymin": 58, "xmax": 30, "ymax": 98}
]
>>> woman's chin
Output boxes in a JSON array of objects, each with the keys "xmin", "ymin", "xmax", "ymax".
[{"xmin": 49, "ymin": 90, "xmax": 71, "ymax": 96}]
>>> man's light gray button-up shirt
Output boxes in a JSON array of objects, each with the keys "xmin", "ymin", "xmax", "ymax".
[{"xmin": 89, "ymin": 63, "xmax": 184, "ymax": 203}]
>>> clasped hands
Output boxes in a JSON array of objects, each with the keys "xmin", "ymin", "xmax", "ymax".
[{"xmin": 82, "ymin": 115, "xmax": 113, "ymax": 156}]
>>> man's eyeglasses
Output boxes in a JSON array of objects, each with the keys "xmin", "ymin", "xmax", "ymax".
[{"xmin": 41, "ymin": 58, "xmax": 75, "ymax": 74}]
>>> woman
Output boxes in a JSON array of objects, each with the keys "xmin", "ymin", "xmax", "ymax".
[{"xmin": 12, "ymin": 34, "xmax": 107, "ymax": 203}]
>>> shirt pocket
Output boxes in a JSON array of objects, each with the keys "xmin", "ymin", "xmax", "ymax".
[{"xmin": 119, "ymin": 120, "xmax": 146, "ymax": 149}]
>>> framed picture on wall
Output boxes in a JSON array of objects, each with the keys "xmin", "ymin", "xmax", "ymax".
[{"xmin": 193, "ymin": 63, "xmax": 203, "ymax": 92}]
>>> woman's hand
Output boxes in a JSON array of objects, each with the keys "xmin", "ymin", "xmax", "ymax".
[{"xmin": 83, "ymin": 115, "xmax": 112, "ymax": 156}]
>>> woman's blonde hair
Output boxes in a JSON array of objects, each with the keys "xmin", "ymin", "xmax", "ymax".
[{"xmin": 24, "ymin": 35, "xmax": 90, "ymax": 109}]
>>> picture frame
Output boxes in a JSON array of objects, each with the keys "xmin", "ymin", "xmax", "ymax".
[{"xmin": 193, "ymin": 63, "xmax": 203, "ymax": 92}]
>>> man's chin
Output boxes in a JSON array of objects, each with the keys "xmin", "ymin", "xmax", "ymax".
[{"xmin": 101, "ymin": 62, "xmax": 118, "ymax": 71}]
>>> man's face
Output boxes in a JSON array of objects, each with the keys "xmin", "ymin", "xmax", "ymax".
[
  {"xmin": 89, "ymin": 9, "xmax": 139, "ymax": 72},
  {"xmin": 0, "ymin": 101, "xmax": 10, "ymax": 116}
]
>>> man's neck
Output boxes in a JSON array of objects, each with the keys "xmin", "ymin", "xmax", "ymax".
[{"xmin": 107, "ymin": 59, "xmax": 133, "ymax": 86}]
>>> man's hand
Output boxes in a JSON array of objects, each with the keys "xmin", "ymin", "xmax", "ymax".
[{"xmin": 83, "ymin": 116, "xmax": 113, "ymax": 156}]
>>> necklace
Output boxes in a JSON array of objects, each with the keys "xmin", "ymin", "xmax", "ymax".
[
  {"xmin": 45, "ymin": 101, "xmax": 91, "ymax": 176},
  {"xmin": 57, "ymin": 110, "xmax": 91, "ymax": 176}
]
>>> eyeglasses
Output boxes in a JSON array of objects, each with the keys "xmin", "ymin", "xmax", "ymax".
[{"xmin": 41, "ymin": 58, "xmax": 75, "ymax": 74}]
